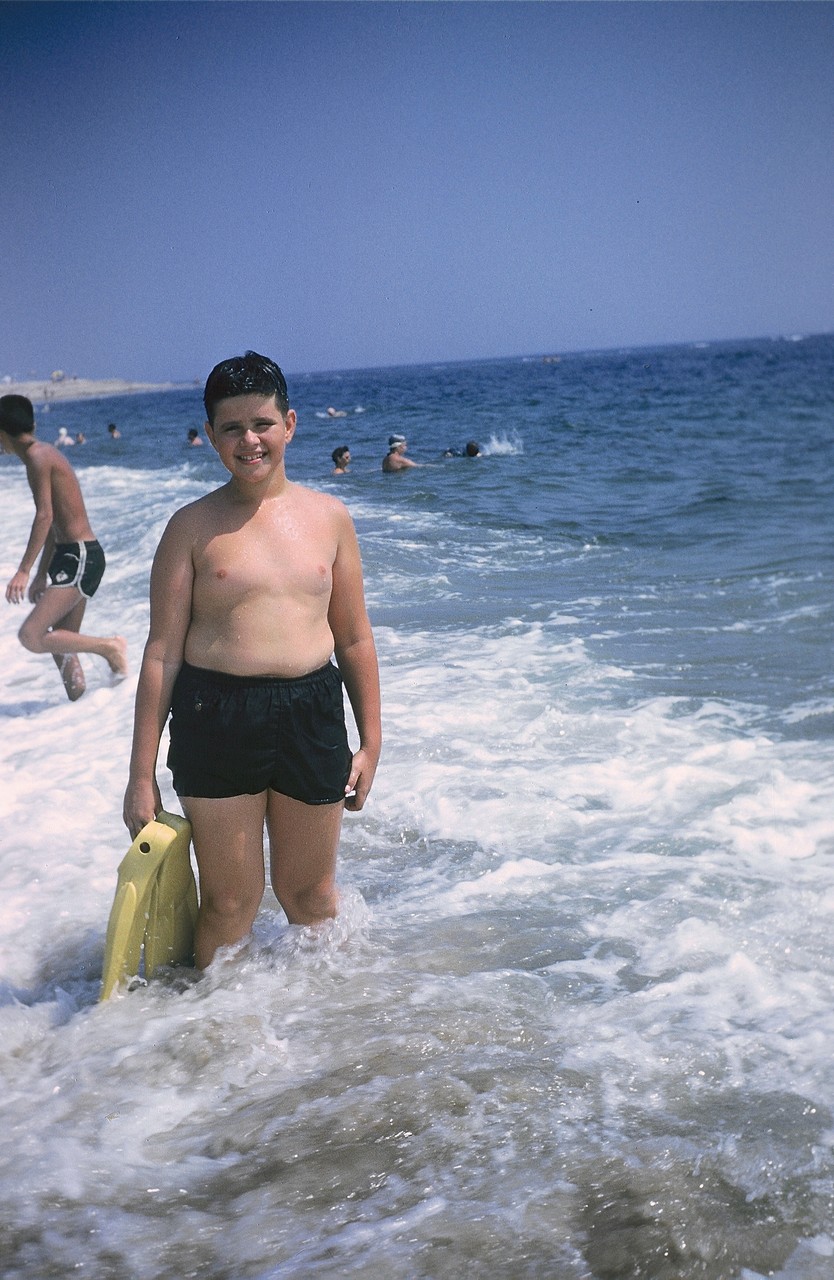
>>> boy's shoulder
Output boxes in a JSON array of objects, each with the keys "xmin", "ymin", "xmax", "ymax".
[
  {"xmin": 291, "ymin": 480, "xmax": 349, "ymax": 512},
  {"xmin": 291, "ymin": 482, "xmax": 355, "ymax": 532},
  {"xmin": 167, "ymin": 486, "xmax": 225, "ymax": 527},
  {"xmin": 168, "ymin": 479, "xmax": 350, "ymax": 516},
  {"xmin": 166, "ymin": 481, "xmax": 353, "ymax": 537},
  {"xmin": 25, "ymin": 438, "xmax": 55, "ymax": 462},
  {"xmin": 25, "ymin": 439, "xmax": 66, "ymax": 476}
]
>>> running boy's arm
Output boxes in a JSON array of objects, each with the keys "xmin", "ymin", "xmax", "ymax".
[
  {"xmin": 28, "ymin": 530, "xmax": 55, "ymax": 603},
  {"xmin": 123, "ymin": 510, "xmax": 195, "ymax": 837},
  {"xmin": 328, "ymin": 506, "xmax": 381, "ymax": 812},
  {"xmin": 6, "ymin": 451, "xmax": 54, "ymax": 604}
]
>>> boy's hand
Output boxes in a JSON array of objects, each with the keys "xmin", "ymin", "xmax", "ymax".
[
  {"xmin": 5, "ymin": 570, "xmax": 29, "ymax": 604},
  {"xmin": 123, "ymin": 779, "xmax": 163, "ymax": 840},
  {"xmin": 344, "ymin": 746, "xmax": 379, "ymax": 812}
]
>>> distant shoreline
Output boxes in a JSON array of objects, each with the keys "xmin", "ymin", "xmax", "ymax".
[{"xmin": 0, "ymin": 377, "xmax": 190, "ymax": 404}]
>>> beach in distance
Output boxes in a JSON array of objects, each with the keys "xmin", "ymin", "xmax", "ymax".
[
  {"xmin": 1, "ymin": 375, "xmax": 185, "ymax": 403},
  {"xmin": 1, "ymin": 336, "xmax": 834, "ymax": 1279}
]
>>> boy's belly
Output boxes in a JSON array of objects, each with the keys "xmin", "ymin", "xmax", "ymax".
[{"xmin": 184, "ymin": 613, "xmax": 336, "ymax": 679}]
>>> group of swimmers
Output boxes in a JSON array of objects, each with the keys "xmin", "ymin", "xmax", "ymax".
[
  {"xmin": 331, "ymin": 435, "xmax": 482, "ymax": 474},
  {"xmin": 55, "ymin": 422, "xmax": 208, "ymax": 450},
  {"xmin": 54, "ymin": 422, "xmax": 122, "ymax": 447},
  {"xmin": 53, "ymin": 413, "xmax": 477, "ymax": 476}
]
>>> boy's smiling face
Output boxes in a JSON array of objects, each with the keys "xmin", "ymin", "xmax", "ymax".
[{"xmin": 206, "ymin": 393, "xmax": 297, "ymax": 482}]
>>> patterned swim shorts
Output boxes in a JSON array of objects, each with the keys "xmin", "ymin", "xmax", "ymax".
[{"xmin": 47, "ymin": 540, "xmax": 106, "ymax": 598}]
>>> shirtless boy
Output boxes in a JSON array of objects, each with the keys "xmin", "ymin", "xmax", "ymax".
[
  {"xmin": 123, "ymin": 352, "xmax": 381, "ymax": 969},
  {"xmin": 0, "ymin": 394, "xmax": 127, "ymax": 700}
]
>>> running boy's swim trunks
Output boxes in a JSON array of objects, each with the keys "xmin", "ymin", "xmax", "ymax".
[{"xmin": 47, "ymin": 540, "xmax": 106, "ymax": 598}]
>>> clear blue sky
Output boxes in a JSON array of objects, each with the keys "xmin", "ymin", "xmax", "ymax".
[{"xmin": 2, "ymin": 1, "xmax": 832, "ymax": 381}]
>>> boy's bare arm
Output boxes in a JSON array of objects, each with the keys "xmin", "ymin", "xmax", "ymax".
[
  {"xmin": 28, "ymin": 530, "xmax": 55, "ymax": 602},
  {"xmin": 6, "ymin": 453, "xmax": 54, "ymax": 603},
  {"xmin": 124, "ymin": 512, "xmax": 195, "ymax": 835},
  {"xmin": 338, "ymin": 630, "xmax": 381, "ymax": 812},
  {"xmin": 329, "ymin": 509, "xmax": 381, "ymax": 811}
]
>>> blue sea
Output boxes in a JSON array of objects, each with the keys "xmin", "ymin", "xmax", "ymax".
[{"xmin": 1, "ymin": 334, "xmax": 833, "ymax": 1279}]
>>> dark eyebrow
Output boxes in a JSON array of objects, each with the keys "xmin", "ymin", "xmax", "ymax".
[{"xmin": 220, "ymin": 414, "xmax": 278, "ymax": 430}]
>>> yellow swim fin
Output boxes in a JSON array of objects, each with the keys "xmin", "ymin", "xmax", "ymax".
[{"xmin": 100, "ymin": 811, "xmax": 198, "ymax": 1001}]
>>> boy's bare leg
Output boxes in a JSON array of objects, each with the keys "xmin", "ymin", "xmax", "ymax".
[
  {"xmin": 49, "ymin": 595, "xmax": 88, "ymax": 700},
  {"xmin": 182, "ymin": 791, "xmax": 269, "ymax": 969},
  {"xmin": 18, "ymin": 585, "xmax": 127, "ymax": 676},
  {"xmin": 54, "ymin": 653, "xmax": 86, "ymax": 701},
  {"xmin": 266, "ymin": 791, "xmax": 343, "ymax": 925}
]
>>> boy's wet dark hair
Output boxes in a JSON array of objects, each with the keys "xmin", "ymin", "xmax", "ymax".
[
  {"xmin": 332, "ymin": 445, "xmax": 350, "ymax": 466},
  {"xmin": 0, "ymin": 394, "xmax": 35, "ymax": 436},
  {"xmin": 203, "ymin": 351, "xmax": 289, "ymax": 423}
]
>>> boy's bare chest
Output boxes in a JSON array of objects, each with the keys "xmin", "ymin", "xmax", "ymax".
[{"xmin": 193, "ymin": 512, "xmax": 334, "ymax": 604}]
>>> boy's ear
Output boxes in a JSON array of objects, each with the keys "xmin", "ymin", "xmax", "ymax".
[
  {"xmin": 204, "ymin": 420, "xmax": 216, "ymax": 450},
  {"xmin": 284, "ymin": 408, "xmax": 297, "ymax": 439}
]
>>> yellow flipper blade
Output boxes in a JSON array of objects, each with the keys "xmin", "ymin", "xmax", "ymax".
[
  {"xmin": 144, "ymin": 824, "xmax": 199, "ymax": 977},
  {"xmin": 100, "ymin": 811, "xmax": 196, "ymax": 1000},
  {"xmin": 99, "ymin": 880, "xmax": 144, "ymax": 1001}
]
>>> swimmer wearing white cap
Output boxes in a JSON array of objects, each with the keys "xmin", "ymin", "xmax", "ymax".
[{"xmin": 382, "ymin": 434, "xmax": 419, "ymax": 473}]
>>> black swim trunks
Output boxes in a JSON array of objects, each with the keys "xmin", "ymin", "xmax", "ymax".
[
  {"xmin": 47, "ymin": 540, "xmax": 106, "ymax": 598},
  {"xmin": 167, "ymin": 661, "xmax": 352, "ymax": 805}
]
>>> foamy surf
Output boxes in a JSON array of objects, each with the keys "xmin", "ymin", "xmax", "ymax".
[{"xmin": 2, "ymin": 339, "xmax": 833, "ymax": 1277}]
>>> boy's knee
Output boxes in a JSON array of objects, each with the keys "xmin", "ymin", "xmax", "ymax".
[
  {"xmin": 278, "ymin": 880, "xmax": 338, "ymax": 925},
  {"xmin": 201, "ymin": 887, "xmax": 260, "ymax": 924},
  {"xmin": 18, "ymin": 619, "xmax": 43, "ymax": 652}
]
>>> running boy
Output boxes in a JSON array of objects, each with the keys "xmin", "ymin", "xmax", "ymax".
[
  {"xmin": 123, "ymin": 352, "xmax": 381, "ymax": 969},
  {"xmin": 0, "ymin": 394, "xmax": 127, "ymax": 700}
]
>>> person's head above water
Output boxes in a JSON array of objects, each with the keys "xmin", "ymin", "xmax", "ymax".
[
  {"xmin": 332, "ymin": 445, "xmax": 350, "ymax": 467},
  {"xmin": 203, "ymin": 351, "xmax": 290, "ymax": 423},
  {"xmin": 0, "ymin": 394, "xmax": 35, "ymax": 437}
]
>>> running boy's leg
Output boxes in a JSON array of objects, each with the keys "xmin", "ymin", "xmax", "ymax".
[
  {"xmin": 182, "ymin": 791, "xmax": 269, "ymax": 969},
  {"xmin": 49, "ymin": 594, "xmax": 88, "ymax": 700},
  {"xmin": 18, "ymin": 585, "xmax": 127, "ymax": 674},
  {"xmin": 266, "ymin": 791, "xmax": 343, "ymax": 925}
]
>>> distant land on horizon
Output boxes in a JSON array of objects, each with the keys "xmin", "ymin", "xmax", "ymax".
[{"xmin": 3, "ymin": 330, "xmax": 830, "ymax": 402}]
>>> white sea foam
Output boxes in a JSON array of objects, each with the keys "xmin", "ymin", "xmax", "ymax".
[
  {"xmin": 480, "ymin": 429, "xmax": 524, "ymax": 455},
  {"xmin": 2, "ymin": 342, "xmax": 834, "ymax": 1277}
]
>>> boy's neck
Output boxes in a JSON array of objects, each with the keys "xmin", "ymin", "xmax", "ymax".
[
  {"xmin": 226, "ymin": 468, "xmax": 292, "ymax": 504},
  {"xmin": 2, "ymin": 432, "xmax": 36, "ymax": 460}
]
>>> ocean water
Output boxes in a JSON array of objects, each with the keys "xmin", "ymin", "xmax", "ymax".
[{"xmin": 1, "ymin": 334, "xmax": 833, "ymax": 1279}]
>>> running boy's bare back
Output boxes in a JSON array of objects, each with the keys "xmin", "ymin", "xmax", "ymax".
[
  {"xmin": 0, "ymin": 394, "xmax": 127, "ymax": 700},
  {"xmin": 124, "ymin": 352, "xmax": 381, "ymax": 971}
]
